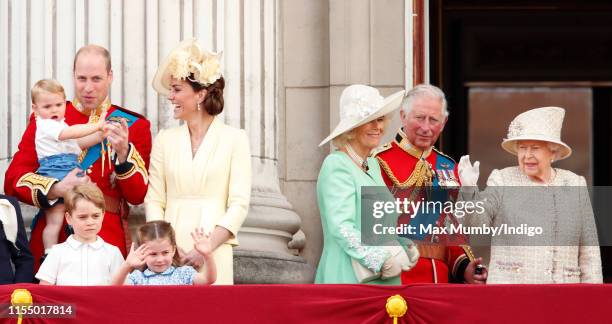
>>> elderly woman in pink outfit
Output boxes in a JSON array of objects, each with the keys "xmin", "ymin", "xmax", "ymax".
[{"xmin": 458, "ymin": 107, "xmax": 602, "ymax": 284}]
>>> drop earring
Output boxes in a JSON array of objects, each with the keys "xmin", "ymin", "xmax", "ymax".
[{"xmin": 197, "ymin": 102, "xmax": 201, "ymax": 111}]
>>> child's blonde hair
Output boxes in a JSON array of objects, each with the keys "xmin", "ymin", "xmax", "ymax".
[
  {"xmin": 63, "ymin": 183, "xmax": 105, "ymax": 214},
  {"xmin": 31, "ymin": 79, "xmax": 66, "ymax": 103},
  {"xmin": 137, "ymin": 221, "xmax": 182, "ymax": 267}
]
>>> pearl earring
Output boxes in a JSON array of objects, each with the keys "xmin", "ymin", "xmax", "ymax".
[{"xmin": 197, "ymin": 103, "xmax": 201, "ymax": 111}]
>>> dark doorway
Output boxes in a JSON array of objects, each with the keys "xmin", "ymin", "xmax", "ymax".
[{"xmin": 430, "ymin": 0, "xmax": 612, "ymax": 282}]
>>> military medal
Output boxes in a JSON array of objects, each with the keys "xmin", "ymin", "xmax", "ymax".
[
  {"xmin": 446, "ymin": 170, "xmax": 460, "ymax": 187},
  {"xmin": 436, "ymin": 169, "xmax": 448, "ymax": 187}
]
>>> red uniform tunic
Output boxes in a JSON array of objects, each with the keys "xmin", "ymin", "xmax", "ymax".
[
  {"xmin": 4, "ymin": 100, "xmax": 151, "ymax": 270},
  {"xmin": 374, "ymin": 129, "xmax": 470, "ymax": 284}
]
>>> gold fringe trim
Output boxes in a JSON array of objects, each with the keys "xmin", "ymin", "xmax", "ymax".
[{"xmin": 377, "ymin": 157, "xmax": 433, "ymax": 188}]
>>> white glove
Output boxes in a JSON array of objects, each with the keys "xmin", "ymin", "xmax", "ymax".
[
  {"xmin": 394, "ymin": 247, "xmax": 418, "ymax": 271},
  {"xmin": 458, "ymin": 155, "xmax": 480, "ymax": 187},
  {"xmin": 380, "ymin": 254, "xmax": 402, "ymax": 279},
  {"xmin": 381, "ymin": 245, "xmax": 420, "ymax": 279},
  {"xmin": 401, "ymin": 244, "xmax": 420, "ymax": 269}
]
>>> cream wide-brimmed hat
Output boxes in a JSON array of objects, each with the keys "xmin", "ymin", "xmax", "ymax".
[
  {"xmin": 319, "ymin": 85, "xmax": 404, "ymax": 147},
  {"xmin": 152, "ymin": 38, "xmax": 222, "ymax": 96},
  {"xmin": 501, "ymin": 106, "xmax": 572, "ymax": 160}
]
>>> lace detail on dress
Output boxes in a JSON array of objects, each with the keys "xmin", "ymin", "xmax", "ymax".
[{"xmin": 340, "ymin": 225, "xmax": 387, "ymax": 272}]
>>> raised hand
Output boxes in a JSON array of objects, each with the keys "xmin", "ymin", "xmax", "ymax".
[
  {"xmin": 103, "ymin": 118, "xmax": 129, "ymax": 163},
  {"xmin": 191, "ymin": 228, "xmax": 213, "ymax": 257},
  {"xmin": 125, "ymin": 242, "xmax": 149, "ymax": 269},
  {"xmin": 458, "ymin": 155, "xmax": 480, "ymax": 187},
  {"xmin": 97, "ymin": 111, "xmax": 109, "ymax": 130}
]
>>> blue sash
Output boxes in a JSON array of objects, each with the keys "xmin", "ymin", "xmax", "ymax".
[
  {"xmin": 80, "ymin": 109, "xmax": 139, "ymax": 169},
  {"xmin": 31, "ymin": 108, "xmax": 140, "ymax": 231},
  {"xmin": 401, "ymin": 154, "xmax": 456, "ymax": 241}
]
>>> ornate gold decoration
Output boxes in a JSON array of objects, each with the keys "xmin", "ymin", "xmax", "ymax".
[
  {"xmin": 372, "ymin": 142, "xmax": 392, "ymax": 156},
  {"xmin": 377, "ymin": 157, "xmax": 433, "ymax": 188},
  {"xmin": 75, "ymin": 97, "xmax": 110, "ymax": 176},
  {"xmin": 395, "ymin": 129, "xmax": 432, "ymax": 159},
  {"xmin": 376, "ymin": 129, "xmax": 436, "ymax": 188},
  {"xmin": 386, "ymin": 294, "xmax": 407, "ymax": 324},
  {"xmin": 461, "ymin": 244, "xmax": 476, "ymax": 261},
  {"xmin": 115, "ymin": 143, "xmax": 149, "ymax": 184},
  {"xmin": 16, "ymin": 173, "xmax": 58, "ymax": 207},
  {"xmin": 11, "ymin": 288, "xmax": 33, "ymax": 324}
]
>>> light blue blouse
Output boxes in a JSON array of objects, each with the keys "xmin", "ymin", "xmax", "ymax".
[{"xmin": 128, "ymin": 266, "xmax": 197, "ymax": 285}]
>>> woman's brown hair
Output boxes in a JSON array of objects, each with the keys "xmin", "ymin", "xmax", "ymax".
[
  {"xmin": 137, "ymin": 221, "xmax": 181, "ymax": 267},
  {"xmin": 188, "ymin": 76, "xmax": 225, "ymax": 116}
]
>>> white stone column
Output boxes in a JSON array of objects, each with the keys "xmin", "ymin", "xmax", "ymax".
[
  {"xmin": 0, "ymin": 0, "xmax": 314, "ymax": 283},
  {"xmin": 146, "ymin": 0, "xmax": 314, "ymax": 283},
  {"xmin": 223, "ymin": 0, "xmax": 314, "ymax": 283}
]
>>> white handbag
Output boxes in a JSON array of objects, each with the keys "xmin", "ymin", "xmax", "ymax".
[{"xmin": 351, "ymin": 258, "xmax": 381, "ymax": 283}]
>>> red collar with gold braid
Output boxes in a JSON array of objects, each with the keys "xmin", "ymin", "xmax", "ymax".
[{"xmin": 374, "ymin": 129, "xmax": 435, "ymax": 188}]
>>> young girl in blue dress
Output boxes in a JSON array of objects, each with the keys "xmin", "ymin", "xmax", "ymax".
[{"xmin": 112, "ymin": 221, "xmax": 216, "ymax": 285}]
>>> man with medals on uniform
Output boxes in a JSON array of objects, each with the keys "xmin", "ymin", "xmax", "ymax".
[
  {"xmin": 374, "ymin": 84, "xmax": 487, "ymax": 284},
  {"xmin": 4, "ymin": 45, "xmax": 151, "ymax": 270}
]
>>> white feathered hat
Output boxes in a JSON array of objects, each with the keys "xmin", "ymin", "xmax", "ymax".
[
  {"xmin": 152, "ymin": 38, "xmax": 222, "ymax": 96},
  {"xmin": 319, "ymin": 85, "xmax": 404, "ymax": 147}
]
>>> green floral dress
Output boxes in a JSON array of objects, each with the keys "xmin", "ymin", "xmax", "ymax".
[{"xmin": 315, "ymin": 151, "xmax": 399, "ymax": 284}]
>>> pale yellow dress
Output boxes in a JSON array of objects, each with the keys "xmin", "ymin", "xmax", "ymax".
[{"xmin": 145, "ymin": 117, "xmax": 251, "ymax": 284}]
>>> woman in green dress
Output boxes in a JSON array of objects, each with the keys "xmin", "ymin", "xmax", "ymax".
[{"xmin": 315, "ymin": 84, "xmax": 419, "ymax": 284}]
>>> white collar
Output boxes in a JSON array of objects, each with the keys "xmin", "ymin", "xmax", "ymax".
[
  {"xmin": 143, "ymin": 266, "xmax": 176, "ymax": 277},
  {"xmin": 66, "ymin": 235, "xmax": 105, "ymax": 250}
]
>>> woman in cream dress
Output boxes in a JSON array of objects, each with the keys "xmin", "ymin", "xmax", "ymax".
[
  {"xmin": 146, "ymin": 39, "xmax": 251, "ymax": 284},
  {"xmin": 458, "ymin": 107, "xmax": 602, "ymax": 283}
]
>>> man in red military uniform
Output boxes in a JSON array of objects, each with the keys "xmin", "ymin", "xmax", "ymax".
[
  {"xmin": 4, "ymin": 45, "xmax": 151, "ymax": 270},
  {"xmin": 374, "ymin": 84, "xmax": 486, "ymax": 284}
]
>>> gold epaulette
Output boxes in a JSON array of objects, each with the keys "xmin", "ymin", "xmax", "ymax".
[
  {"xmin": 372, "ymin": 142, "xmax": 392, "ymax": 157},
  {"xmin": 432, "ymin": 147, "xmax": 456, "ymax": 164}
]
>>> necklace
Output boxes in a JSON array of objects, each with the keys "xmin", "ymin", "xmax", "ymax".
[
  {"xmin": 191, "ymin": 139, "xmax": 202, "ymax": 154},
  {"xmin": 188, "ymin": 117, "xmax": 214, "ymax": 156},
  {"xmin": 346, "ymin": 143, "xmax": 369, "ymax": 172}
]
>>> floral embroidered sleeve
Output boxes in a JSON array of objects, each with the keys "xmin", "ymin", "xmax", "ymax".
[{"xmin": 316, "ymin": 155, "xmax": 390, "ymax": 273}]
